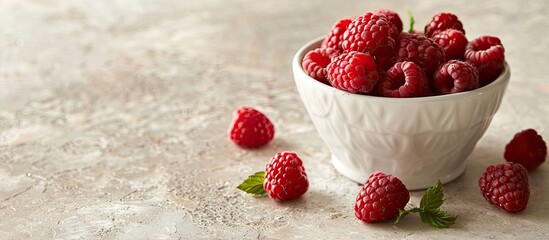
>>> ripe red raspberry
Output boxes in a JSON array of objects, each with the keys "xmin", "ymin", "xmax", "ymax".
[
  {"xmin": 479, "ymin": 162, "xmax": 529, "ymax": 213},
  {"xmin": 263, "ymin": 151, "xmax": 309, "ymax": 201},
  {"xmin": 465, "ymin": 36, "xmax": 505, "ymax": 86},
  {"xmin": 342, "ymin": 12, "xmax": 398, "ymax": 59},
  {"xmin": 397, "ymin": 32, "xmax": 446, "ymax": 75},
  {"xmin": 321, "ymin": 18, "xmax": 353, "ymax": 51},
  {"xmin": 378, "ymin": 61, "xmax": 431, "ymax": 98},
  {"xmin": 424, "ymin": 12, "xmax": 465, "ymax": 38},
  {"xmin": 302, "ymin": 47, "xmax": 339, "ymax": 84},
  {"xmin": 228, "ymin": 106, "xmax": 274, "ymax": 148},
  {"xmin": 375, "ymin": 9, "xmax": 403, "ymax": 33},
  {"xmin": 410, "ymin": 30, "xmax": 425, "ymax": 37},
  {"xmin": 355, "ymin": 172, "xmax": 410, "ymax": 223},
  {"xmin": 432, "ymin": 29, "xmax": 468, "ymax": 60},
  {"xmin": 504, "ymin": 129, "xmax": 547, "ymax": 171},
  {"xmin": 433, "ymin": 60, "xmax": 479, "ymax": 95},
  {"xmin": 327, "ymin": 51, "xmax": 380, "ymax": 94}
]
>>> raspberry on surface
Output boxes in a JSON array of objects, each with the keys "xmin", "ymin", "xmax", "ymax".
[
  {"xmin": 378, "ymin": 61, "xmax": 431, "ymax": 98},
  {"xmin": 321, "ymin": 18, "xmax": 353, "ymax": 52},
  {"xmin": 396, "ymin": 32, "xmax": 446, "ymax": 75},
  {"xmin": 479, "ymin": 162, "xmax": 529, "ymax": 213},
  {"xmin": 327, "ymin": 51, "xmax": 380, "ymax": 94},
  {"xmin": 424, "ymin": 12, "xmax": 465, "ymax": 37},
  {"xmin": 302, "ymin": 47, "xmax": 339, "ymax": 84},
  {"xmin": 228, "ymin": 106, "xmax": 275, "ymax": 148},
  {"xmin": 505, "ymin": 129, "xmax": 547, "ymax": 171},
  {"xmin": 341, "ymin": 12, "xmax": 398, "ymax": 60},
  {"xmin": 432, "ymin": 29, "xmax": 468, "ymax": 60},
  {"xmin": 263, "ymin": 151, "xmax": 309, "ymax": 201},
  {"xmin": 465, "ymin": 36, "xmax": 505, "ymax": 86},
  {"xmin": 375, "ymin": 9, "xmax": 403, "ymax": 33},
  {"xmin": 355, "ymin": 172, "xmax": 410, "ymax": 223},
  {"xmin": 433, "ymin": 60, "xmax": 479, "ymax": 95}
]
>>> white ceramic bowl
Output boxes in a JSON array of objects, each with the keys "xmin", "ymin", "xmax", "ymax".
[{"xmin": 292, "ymin": 37, "xmax": 510, "ymax": 190}]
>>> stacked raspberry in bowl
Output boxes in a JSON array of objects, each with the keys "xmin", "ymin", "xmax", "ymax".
[
  {"xmin": 293, "ymin": 10, "xmax": 511, "ymax": 190},
  {"xmin": 302, "ymin": 11, "xmax": 506, "ymax": 97}
]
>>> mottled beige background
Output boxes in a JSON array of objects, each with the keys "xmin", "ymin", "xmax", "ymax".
[{"xmin": 1, "ymin": 0, "xmax": 548, "ymax": 239}]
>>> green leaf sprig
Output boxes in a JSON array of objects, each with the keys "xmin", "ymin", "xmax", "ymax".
[
  {"xmin": 395, "ymin": 180, "xmax": 458, "ymax": 228},
  {"xmin": 237, "ymin": 171, "xmax": 267, "ymax": 196},
  {"xmin": 407, "ymin": 9, "xmax": 415, "ymax": 33}
]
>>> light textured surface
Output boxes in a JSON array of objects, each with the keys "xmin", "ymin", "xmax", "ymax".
[{"xmin": 0, "ymin": 0, "xmax": 548, "ymax": 239}]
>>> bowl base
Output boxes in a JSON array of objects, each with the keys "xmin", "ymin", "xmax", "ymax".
[{"xmin": 331, "ymin": 154, "xmax": 466, "ymax": 191}]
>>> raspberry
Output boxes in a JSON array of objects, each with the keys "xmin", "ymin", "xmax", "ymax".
[
  {"xmin": 504, "ymin": 129, "xmax": 547, "ymax": 171},
  {"xmin": 479, "ymin": 162, "xmax": 529, "ymax": 213},
  {"xmin": 355, "ymin": 172, "xmax": 410, "ymax": 223},
  {"xmin": 378, "ymin": 61, "xmax": 431, "ymax": 98},
  {"xmin": 375, "ymin": 9, "xmax": 403, "ymax": 33},
  {"xmin": 410, "ymin": 30, "xmax": 425, "ymax": 37},
  {"xmin": 465, "ymin": 36, "xmax": 505, "ymax": 86},
  {"xmin": 367, "ymin": 10, "xmax": 401, "ymax": 70},
  {"xmin": 228, "ymin": 106, "xmax": 274, "ymax": 148},
  {"xmin": 321, "ymin": 18, "xmax": 352, "ymax": 51},
  {"xmin": 302, "ymin": 47, "xmax": 339, "ymax": 84},
  {"xmin": 263, "ymin": 152, "xmax": 309, "ymax": 201},
  {"xmin": 433, "ymin": 60, "xmax": 479, "ymax": 95},
  {"xmin": 327, "ymin": 51, "xmax": 380, "ymax": 94},
  {"xmin": 432, "ymin": 29, "xmax": 468, "ymax": 60},
  {"xmin": 396, "ymin": 32, "xmax": 446, "ymax": 75},
  {"xmin": 424, "ymin": 12, "xmax": 465, "ymax": 38},
  {"xmin": 342, "ymin": 12, "xmax": 398, "ymax": 60}
]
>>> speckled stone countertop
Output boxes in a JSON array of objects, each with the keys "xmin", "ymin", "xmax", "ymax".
[{"xmin": 1, "ymin": 1, "xmax": 548, "ymax": 239}]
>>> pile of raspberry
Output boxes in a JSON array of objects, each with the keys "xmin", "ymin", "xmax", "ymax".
[{"xmin": 302, "ymin": 11, "xmax": 506, "ymax": 97}]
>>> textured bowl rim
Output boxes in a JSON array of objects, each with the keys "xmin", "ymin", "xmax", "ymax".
[{"xmin": 293, "ymin": 36, "xmax": 510, "ymax": 103}]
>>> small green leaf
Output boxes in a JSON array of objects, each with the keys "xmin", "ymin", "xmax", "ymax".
[
  {"xmin": 407, "ymin": 9, "xmax": 415, "ymax": 33},
  {"xmin": 420, "ymin": 179, "xmax": 444, "ymax": 212},
  {"xmin": 394, "ymin": 179, "xmax": 458, "ymax": 228},
  {"xmin": 237, "ymin": 171, "xmax": 267, "ymax": 196},
  {"xmin": 419, "ymin": 209, "xmax": 458, "ymax": 228}
]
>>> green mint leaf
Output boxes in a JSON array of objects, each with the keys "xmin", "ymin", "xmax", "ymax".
[
  {"xmin": 394, "ymin": 180, "xmax": 458, "ymax": 228},
  {"xmin": 419, "ymin": 179, "xmax": 444, "ymax": 212},
  {"xmin": 419, "ymin": 209, "xmax": 458, "ymax": 228},
  {"xmin": 237, "ymin": 171, "xmax": 267, "ymax": 196},
  {"xmin": 407, "ymin": 9, "xmax": 415, "ymax": 33}
]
